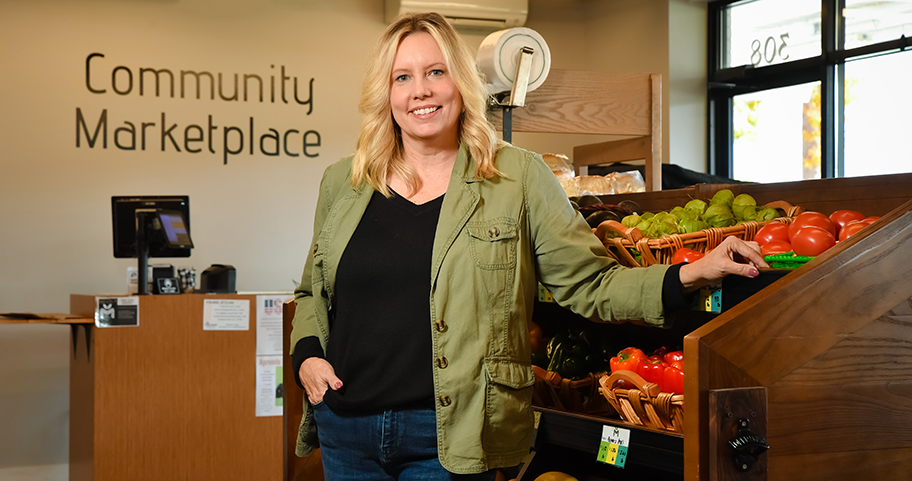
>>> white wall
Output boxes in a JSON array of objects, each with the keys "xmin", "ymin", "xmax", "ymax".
[
  {"xmin": 0, "ymin": 0, "xmax": 707, "ymax": 473},
  {"xmin": 0, "ymin": 0, "xmax": 382, "ymax": 469},
  {"xmin": 669, "ymin": 0, "xmax": 708, "ymax": 172}
]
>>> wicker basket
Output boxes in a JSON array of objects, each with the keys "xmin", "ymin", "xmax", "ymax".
[
  {"xmin": 594, "ymin": 200, "xmax": 803, "ymax": 267},
  {"xmin": 598, "ymin": 370, "xmax": 684, "ymax": 433},
  {"xmin": 532, "ymin": 365, "xmax": 618, "ymax": 417}
]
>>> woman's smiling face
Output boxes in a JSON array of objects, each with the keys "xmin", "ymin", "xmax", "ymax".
[{"xmin": 389, "ymin": 32, "xmax": 463, "ymax": 149}]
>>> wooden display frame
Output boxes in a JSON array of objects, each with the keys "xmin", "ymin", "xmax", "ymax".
[{"xmin": 599, "ymin": 172, "xmax": 912, "ymax": 480}]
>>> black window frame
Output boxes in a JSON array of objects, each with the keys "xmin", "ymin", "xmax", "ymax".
[{"xmin": 707, "ymin": 0, "xmax": 911, "ymax": 179}]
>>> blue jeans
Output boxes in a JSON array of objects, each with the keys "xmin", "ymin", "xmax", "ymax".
[{"xmin": 313, "ymin": 402, "xmax": 497, "ymax": 481}]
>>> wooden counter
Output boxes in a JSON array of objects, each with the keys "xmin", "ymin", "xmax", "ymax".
[{"xmin": 69, "ymin": 294, "xmax": 283, "ymax": 481}]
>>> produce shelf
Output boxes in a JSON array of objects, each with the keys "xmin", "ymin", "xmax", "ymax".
[
  {"xmin": 530, "ymin": 173, "xmax": 912, "ymax": 481},
  {"xmin": 533, "ymin": 408, "xmax": 684, "ymax": 475}
]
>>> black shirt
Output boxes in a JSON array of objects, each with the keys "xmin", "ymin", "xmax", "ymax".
[{"xmin": 293, "ymin": 189, "xmax": 443, "ymax": 412}]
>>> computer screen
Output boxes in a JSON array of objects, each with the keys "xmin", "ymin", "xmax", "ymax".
[
  {"xmin": 156, "ymin": 209, "xmax": 194, "ymax": 249},
  {"xmin": 111, "ymin": 196, "xmax": 192, "ymax": 258}
]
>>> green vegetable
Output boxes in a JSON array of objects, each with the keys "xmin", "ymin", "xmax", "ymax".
[
  {"xmin": 711, "ymin": 189, "xmax": 735, "ymax": 208},
  {"xmin": 547, "ymin": 334, "xmax": 569, "ymax": 359},
  {"xmin": 560, "ymin": 354, "xmax": 587, "ymax": 380},
  {"xmin": 684, "ymin": 198, "xmax": 708, "ymax": 215},
  {"xmin": 680, "ymin": 219, "xmax": 709, "ymax": 233},
  {"xmin": 738, "ymin": 205, "xmax": 759, "ymax": 222},
  {"xmin": 676, "ymin": 208, "xmax": 699, "ymax": 221},
  {"xmin": 703, "ymin": 204, "xmax": 736, "ymax": 227},
  {"xmin": 732, "ymin": 193, "xmax": 757, "ymax": 220},
  {"xmin": 621, "ymin": 214, "xmax": 641, "ymax": 228},
  {"xmin": 635, "ymin": 218, "xmax": 653, "ymax": 233},
  {"xmin": 756, "ymin": 206, "xmax": 779, "ymax": 221}
]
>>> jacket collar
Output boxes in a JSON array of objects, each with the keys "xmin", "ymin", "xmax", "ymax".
[{"xmin": 455, "ymin": 142, "xmax": 485, "ymax": 184}]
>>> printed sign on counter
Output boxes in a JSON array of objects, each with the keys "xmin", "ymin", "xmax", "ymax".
[
  {"xmin": 95, "ymin": 296, "xmax": 139, "ymax": 328},
  {"xmin": 255, "ymin": 355, "xmax": 284, "ymax": 417},
  {"xmin": 203, "ymin": 299, "xmax": 250, "ymax": 331},
  {"xmin": 256, "ymin": 294, "xmax": 293, "ymax": 355}
]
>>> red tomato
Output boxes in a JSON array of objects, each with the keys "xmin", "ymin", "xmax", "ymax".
[
  {"xmin": 761, "ymin": 240, "xmax": 793, "ymax": 256},
  {"xmin": 753, "ymin": 223, "xmax": 790, "ymax": 246},
  {"xmin": 791, "ymin": 226, "xmax": 836, "ymax": 256},
  {"xmin": 789, "ymin": 212, "xmax": 836, "ymax": 240},
  {"xmin": 862, "ymin": 216, "xmax": 880, "ymax": 224},
  {"xmin": 829, "ymin": 210, "xmax": 865, "ymax": 237},
  {"xmin": 671, "ymin": 248, "xmax": 705, "ymax": 264},
  {"xmin": 838, "ymin": 220, "xmax": 869, "ymax": 241}
]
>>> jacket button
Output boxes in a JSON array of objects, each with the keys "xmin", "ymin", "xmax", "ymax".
[
  {"xmin": 435, "ymin": 320, "xmax": 448, "ymax": 332},
  {"xmin": 439, "ymin": 395, "xmax": 451, "ymax": 407},
  {"xmin": 313, "ymin": 242, "xmax": 319, "ymax": 254},
  {"xmin": 488, "ymin": 227, "xmax": 500, "ymax": 238},
  {"xmin": 436, "ymin": 356, "xmax": 448, "ymax": 369}
]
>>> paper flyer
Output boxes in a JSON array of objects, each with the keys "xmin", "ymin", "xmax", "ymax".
[
  {"xmin": 203, "ymin": 299, "xmax": 250, "ymax": 331},
  {"xmin": 255, "ymin": 355, "xmax": 284, "ymax": 417},
  {"xmin": 256, "ymin": 294, "xmax": 293, "ymax": 356}
]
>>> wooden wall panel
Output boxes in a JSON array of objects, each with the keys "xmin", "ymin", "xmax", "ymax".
[
  {"xmin": 769, "ymin": 447, "xmax": 912, "ymax": 480},
  {"xmin": 767, "ymin": 381, "xmax": 912, "ymax": 454},
  {"xmin": 775, "ymin": 313, "xmax": 912, "ymax": 387}
]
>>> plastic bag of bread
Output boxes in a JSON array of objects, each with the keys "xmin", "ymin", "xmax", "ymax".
[
  {"xmin": 542, "ymin": 153, "xmax": 579, "ymax": 197},
  {"xmin": 610, "ymin": 170, "xmax": 646, "ymax": 194}
]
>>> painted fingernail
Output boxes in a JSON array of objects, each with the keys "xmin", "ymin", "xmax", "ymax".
[
  {"xmin": 334, "ymin": 382, "xmax": 342, "ymax": 389},
  {"xmin": 749, "ymin": 268, "xmax": 759, "ymax": 277}
]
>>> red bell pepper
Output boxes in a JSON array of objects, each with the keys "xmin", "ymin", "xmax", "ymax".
[
  {"xmin": 636, "ymin": 355, "xmax": 667, "ymax": 384},
  {"xmin": 663, "ymin": 350, "xmax": 684, "ymax": 365},
  {"xmin": 609, "ymin": 347, "xmax": 645, "ymax": 373},
  {"xmin": 663, "ymin": 364, "xmax": 685, "ymax": 394}
]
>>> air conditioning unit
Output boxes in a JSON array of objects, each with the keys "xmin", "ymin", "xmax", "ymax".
[{"xmin": 385, "ymin": 0, "xmax": 528, "ymax": 29}]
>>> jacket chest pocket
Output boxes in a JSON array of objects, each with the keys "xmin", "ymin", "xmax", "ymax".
[{"xmin": 466, "ymin": 218, "xmax": 518, "ymax": 270}]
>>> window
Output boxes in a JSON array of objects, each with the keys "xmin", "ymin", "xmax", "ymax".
[{"xmin": 709, "ymin": 0, "xmax": 912, "ymax": 182}]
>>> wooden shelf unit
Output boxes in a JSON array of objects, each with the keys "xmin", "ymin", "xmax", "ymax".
[{"xmin": 490, "ymin": 69, "xmax": 663, "ymax": 191}]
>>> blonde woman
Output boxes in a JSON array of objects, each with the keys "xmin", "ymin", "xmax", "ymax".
[{"xmin": 290, "ymin": 12, "xmax": 766, "ymax": 481}]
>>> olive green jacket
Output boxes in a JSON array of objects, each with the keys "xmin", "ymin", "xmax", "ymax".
[{"xmin": 290, "ymin": 143, "xmax": 669, "ymax": 474}]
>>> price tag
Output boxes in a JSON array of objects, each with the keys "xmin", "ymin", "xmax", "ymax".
[
  {"xmin": 696, "ymin": 285, "xmax": 722, "ymax": 313},
  {"xmin": 537, "ymin": 284, "xmax": 554, "ymax": 303},
  {"xmin": 596, "ymin": 425, "xmax": 630, "ymax": 468}
]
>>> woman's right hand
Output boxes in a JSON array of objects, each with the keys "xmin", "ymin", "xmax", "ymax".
[{"xmin": 299, "ymin": 357, "xmax": 343, "ymax": 404}]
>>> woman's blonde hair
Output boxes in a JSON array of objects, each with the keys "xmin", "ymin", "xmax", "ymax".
[{"xmin": 351, "ymin": 12, "xmax": 502, "ymax": 196}]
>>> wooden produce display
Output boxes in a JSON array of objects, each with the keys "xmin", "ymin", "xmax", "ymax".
[
  {"xmin": 589, "ymin": 172, "xmax": 912, "ymax": 481},
  {"xmin": 682, "ymin": 181, "xmax": 912, "ymax": 481}
]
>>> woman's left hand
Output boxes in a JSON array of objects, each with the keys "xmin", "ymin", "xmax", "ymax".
[{"xmin": 678, "ymin": 236, "xmax": 768, "ymax": 293}]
